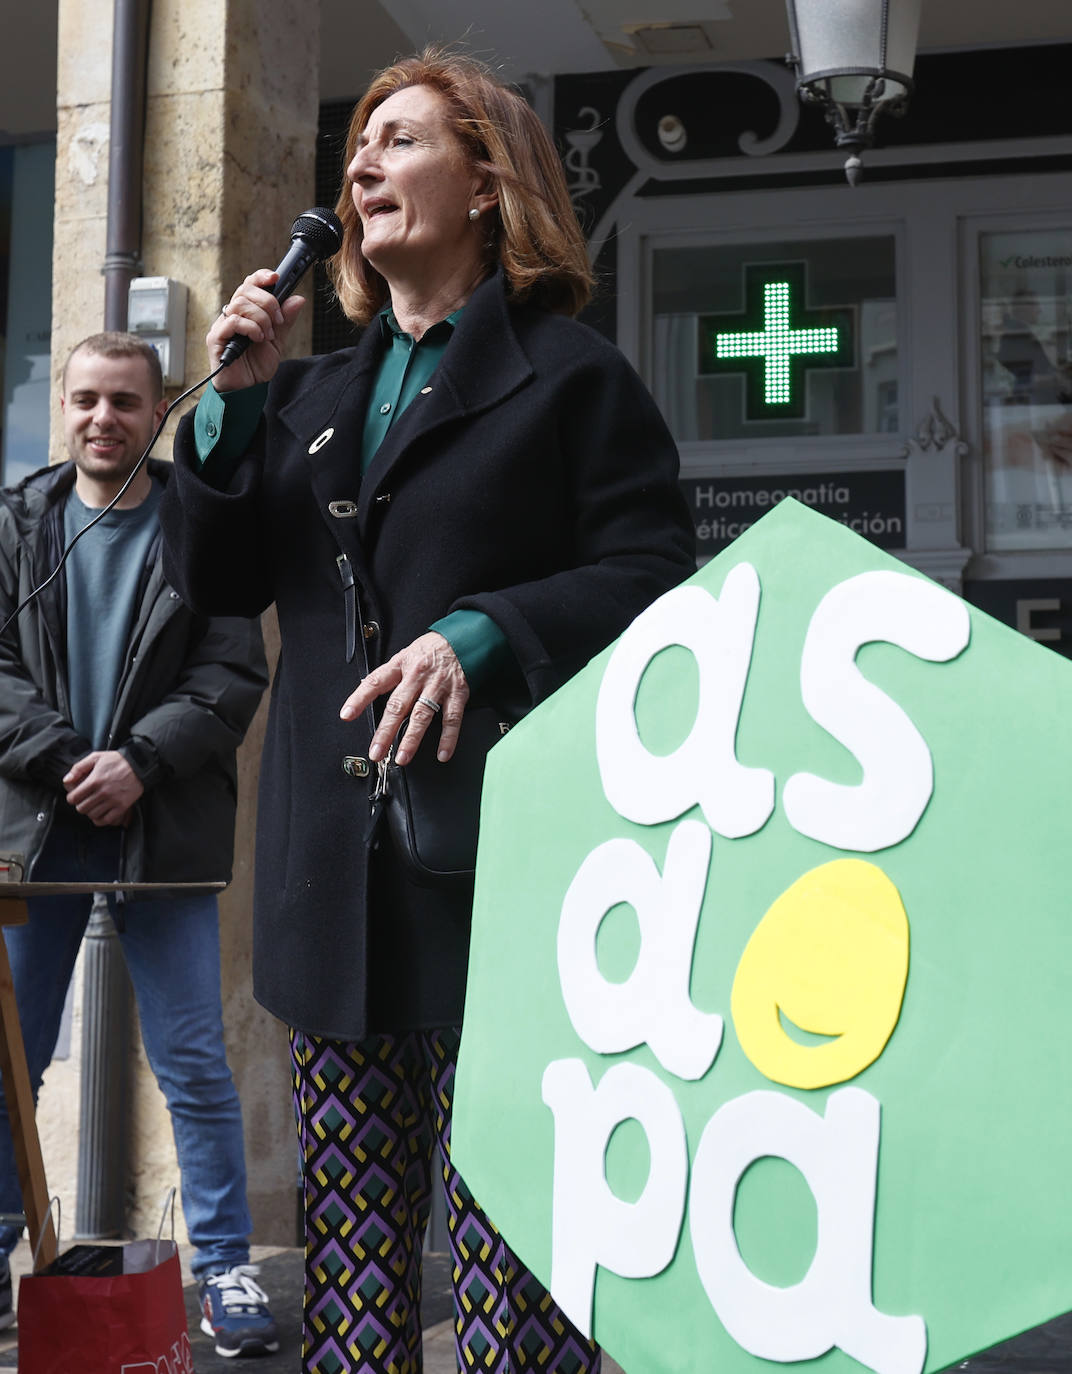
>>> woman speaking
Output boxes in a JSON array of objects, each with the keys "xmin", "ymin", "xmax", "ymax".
[{"xmin": 161, "ymin": 48, "xmax": 694, "ymax": 1374}]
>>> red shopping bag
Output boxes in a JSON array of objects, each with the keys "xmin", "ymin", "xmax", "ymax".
[{"xmin": 17, "ymin": 1195, "xmax": 191, "ymax": 1373}]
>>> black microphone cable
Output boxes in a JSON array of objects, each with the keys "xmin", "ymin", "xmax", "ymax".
[
  {"xmin": 0, "ymin": 205, "xmax": 345, "ymax": 644},
  {"xmin": 0, "ymin": 359, "xmax": 227, "ymax": 643}
]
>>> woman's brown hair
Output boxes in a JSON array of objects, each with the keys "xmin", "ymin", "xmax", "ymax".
[{"xmin": 328, "ymin": 48, "xmax": 593, "ymax": 325}]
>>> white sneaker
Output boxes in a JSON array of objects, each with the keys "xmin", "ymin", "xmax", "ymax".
[{"xmin": 198, "ymin": 1264, "xmax": 279, "ymax": 1358}]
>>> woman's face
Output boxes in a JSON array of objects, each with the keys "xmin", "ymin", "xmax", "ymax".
[{"xmin": 347, "ymin": 84, "xmax": 490, "ymax": 287}]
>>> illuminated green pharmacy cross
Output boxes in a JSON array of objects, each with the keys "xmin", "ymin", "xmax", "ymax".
[{"xmin": 715, "ymin": 280, "xmax": 841, "ymax": 407}]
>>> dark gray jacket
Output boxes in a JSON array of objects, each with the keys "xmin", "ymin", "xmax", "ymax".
[{"xmin": 0, "ymin": 458, "xmax": 268, "ymax": 883}]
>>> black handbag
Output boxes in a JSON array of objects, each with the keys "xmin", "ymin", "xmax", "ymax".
[{"xmin": 369, "ymin": 706, "xmax": 516, "ymax": 885}]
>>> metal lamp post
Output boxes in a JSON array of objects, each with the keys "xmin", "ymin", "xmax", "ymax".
[{"xmin": 785, "ymin": 0, "xmax": 922, "ymax": 185}]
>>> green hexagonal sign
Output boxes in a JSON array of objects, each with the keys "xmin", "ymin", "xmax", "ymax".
[{"xmin": 453, "ymin": 497, "xmax": 1072, "ymax": 1374}]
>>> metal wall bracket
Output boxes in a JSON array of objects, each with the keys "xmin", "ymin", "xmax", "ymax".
[{"xmin": 914, "ymin": 395, "xmax": 970, "ymax": 456}]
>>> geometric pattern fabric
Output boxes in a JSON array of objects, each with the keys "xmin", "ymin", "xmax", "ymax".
[{"xmin": 290, "ymin": 1026, "xmax": 600, "ymax": 1374}]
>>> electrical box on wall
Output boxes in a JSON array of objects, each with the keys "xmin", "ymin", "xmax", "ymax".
[{"xmin": 127, "ymin": 277, "xmax": 188, "ymax": 387}]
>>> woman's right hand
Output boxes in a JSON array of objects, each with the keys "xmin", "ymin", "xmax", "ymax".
[{"xmin": 208, "ymin": 269, "xmax": 307, "ymax": 392}]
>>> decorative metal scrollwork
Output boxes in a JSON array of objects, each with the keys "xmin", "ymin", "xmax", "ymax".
[
  {"xmin": 586, "ymin": 63, "xmax": 801, "ymax": 267},
  {"xmin": 563, "ymin": 106, "xmax": 604, "ymax": 209},
  {"xmin": 616, "ymin": 62, "xmax": 800, "ymax": 168},
  {"xmin": 913, "ymin": 396, "xmax": 970, "ymax": 456}
]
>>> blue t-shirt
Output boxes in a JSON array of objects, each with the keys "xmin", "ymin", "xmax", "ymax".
[{"xmin": 63, "ymin": 482, "xmax": 162, "ymax": 749}]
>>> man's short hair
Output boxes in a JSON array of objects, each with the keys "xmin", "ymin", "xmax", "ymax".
[{"xmin": 63, "ymin": 332, "xmax": 164, "ymax": 401}]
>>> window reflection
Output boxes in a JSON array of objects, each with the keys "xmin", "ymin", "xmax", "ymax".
[{"xmin": 981, "ymin": 230, "xmax": 1072, "ymax": 550}]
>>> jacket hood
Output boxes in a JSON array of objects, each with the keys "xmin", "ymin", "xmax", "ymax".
[{"xmin": 0, "ymin": 457, "xmax": 173, "ymax": 535}]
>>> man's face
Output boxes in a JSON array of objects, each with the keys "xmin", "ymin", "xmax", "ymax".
[{"xmin": 61, "ymin": 349, "xmax": 165, "ymax": 486}]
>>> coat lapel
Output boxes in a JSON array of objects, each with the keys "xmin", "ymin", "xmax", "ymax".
[
  {"xmin": 357, "ymin": 272, "xmax": 534, "ymax": 523},
  {"xmin": 274, "ymin": 273, "xmax": 535, "ymax": 556},
  {"xmin": 277, "ymin": 331, "xmax": 379, "ymax": 568}
]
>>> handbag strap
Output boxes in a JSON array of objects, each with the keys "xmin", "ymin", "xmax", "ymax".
[
  {"xmin": 341, "ymin": 555, "xmax": 392, "ymax": 827},
  {"xmin": 352, "ymin": 562, "xmax": 378, "ymax": 738}
]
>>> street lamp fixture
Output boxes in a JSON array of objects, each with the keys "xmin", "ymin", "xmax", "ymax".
[{"xmin": 785, "ymin": 0, "xmax": 922, "ymax": 185}]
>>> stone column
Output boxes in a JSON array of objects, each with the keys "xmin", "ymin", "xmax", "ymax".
[
  {"xmin": 75, "ymin": 898, "xmax": 130, "ymax": 1240},
  {"xmin": 47, "ymin": 0, "xmax": 318, "ymax": 1247}
]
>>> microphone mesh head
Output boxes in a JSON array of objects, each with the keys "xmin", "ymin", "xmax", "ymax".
[{"xmin": 290, "ymin": 207, "xmax": 344, "ymax": 259}]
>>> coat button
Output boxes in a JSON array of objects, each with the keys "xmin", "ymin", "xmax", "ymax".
[
  {"xmin": 379, "ymin": 402, "xmax": 392, "ymax": 415},
  {"xmin": 206, "ymin": 421, "xmax": 217, "ymax": 438},
  {"xmin": 36, "ymin": 812, "xmax": 47, "ymax": 823},
  {"xmin": 328, "ymin": 500, "xmax": 359, "ymax": 518},
  {"xmin": 375, "ymin": 493, "xmax": 391, "ymax": 505},
  {"xmin": 342, "ymin": 756, "xmax": 370, "ymax": 778},
  {"xmin": 363, "ymin": 621, "xmax": 379, "ymax": 641}
]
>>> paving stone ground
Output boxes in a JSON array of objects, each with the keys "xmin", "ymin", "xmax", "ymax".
[
  {"xmin": 0, "ymin": 1239, "xmax": 616, "ymax": 1373},
  {"xmin": 0, "ymin": 1234, "xmax": 1068, "ymax": 1372}
]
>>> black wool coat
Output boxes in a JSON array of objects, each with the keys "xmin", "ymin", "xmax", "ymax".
[{"xmin": 161, "ymin": 271, "xmax": 695, "ymax": 1040}]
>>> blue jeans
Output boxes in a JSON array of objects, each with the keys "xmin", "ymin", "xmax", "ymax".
[{"xmin": 0, "ymin": 817, "xmax": 252, "ymax": 1277}]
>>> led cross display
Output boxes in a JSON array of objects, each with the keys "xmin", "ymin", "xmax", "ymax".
[{"xmin": 700, "ymin": 262, "xmax": 855, "ymax": 422}]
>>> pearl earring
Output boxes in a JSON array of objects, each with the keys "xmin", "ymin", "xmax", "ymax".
[{"xmin": 468, "ymin": 207, "xmax": 480, "ymax": 221}]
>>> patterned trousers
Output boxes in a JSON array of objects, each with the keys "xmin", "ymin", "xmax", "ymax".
[{"xmin": 290, "ymin": 1026, "xmax": 602, "ymax": 1374}]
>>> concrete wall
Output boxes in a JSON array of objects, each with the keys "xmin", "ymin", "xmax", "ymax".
[{"xmin": 37, "ymin": 0, "xmax": 317, "ymax": 1248}]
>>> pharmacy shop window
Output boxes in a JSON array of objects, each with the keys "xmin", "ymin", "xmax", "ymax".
[
  {"xmin": 979, "ymin": 228, "xmax": 1072, "ymax": 553},
  {"xmin": 650, "ymin": 236, "xmax": 898, "ymax": 445}
]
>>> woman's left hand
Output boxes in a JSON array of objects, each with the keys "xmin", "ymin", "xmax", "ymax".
[{"xmin": 340, "ymin": 632, "xmax": 470, "ymax": 765}]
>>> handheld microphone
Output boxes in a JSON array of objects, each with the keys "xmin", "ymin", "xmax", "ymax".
[{"xmin": 219, "ymin": 207, "xmax": 344, "ymax": 367}]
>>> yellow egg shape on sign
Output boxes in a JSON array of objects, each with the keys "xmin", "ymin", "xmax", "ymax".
[{"xmin": 731, "ymin": 858, "xmax": 909, "ymax": 1089}]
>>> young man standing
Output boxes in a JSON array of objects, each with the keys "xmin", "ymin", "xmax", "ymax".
[{"xmin": 0, "ymin": 333, "xmax": 277, "ymax": 1357}]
